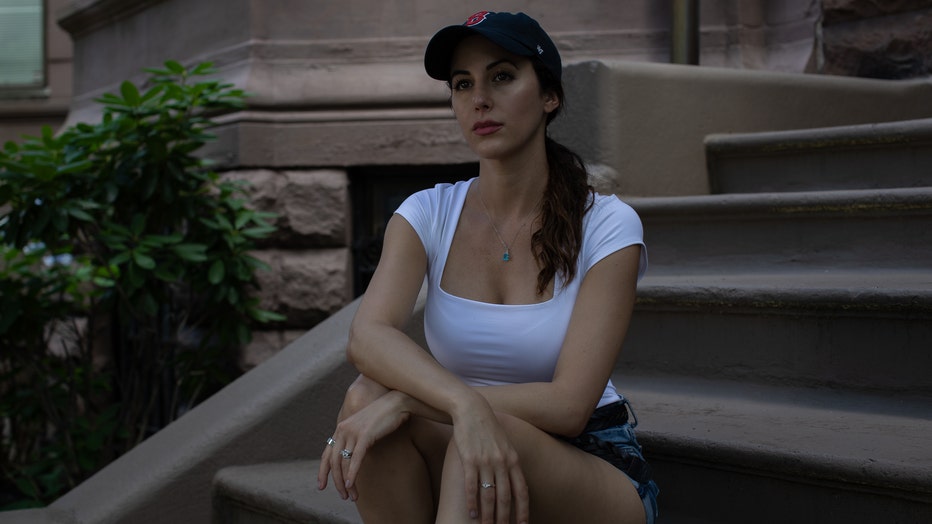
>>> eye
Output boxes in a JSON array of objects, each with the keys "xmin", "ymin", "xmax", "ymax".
[
  {"xmin": 492, "ymin": 70, "xmax": 515, "ymax": 83},
  {"xmin": 452, "ymin": 78, "xmax": 472, "ymax": 91}
]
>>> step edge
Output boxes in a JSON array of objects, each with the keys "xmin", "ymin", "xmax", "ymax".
[
  {"xmin": 626, "ymin": 187, "xmax": 932, "ymax": 217},
  {"xmin": 705, "ymin": 118, "xmax": 932, "ymax": 158},
  {"xmin": 639, "ymin": 430, "xmax": 932, "ymax": 502}
]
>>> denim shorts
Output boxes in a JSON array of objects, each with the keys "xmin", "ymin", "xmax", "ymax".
[{"xmin": 562, "ymin": 398, "xmax": 660, "ymax": 524}]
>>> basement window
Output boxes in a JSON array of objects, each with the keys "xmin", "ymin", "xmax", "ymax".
[
  {"xmin": 349, "ymin": 164, "xmax": 476, "ymax": 296},
  {"xmin": 0, "ymin": 0, "xmax": 45, "ymax": 92}
]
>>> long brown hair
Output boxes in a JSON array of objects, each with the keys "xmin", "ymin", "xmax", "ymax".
[{"xmin": 531, "ymin": 62, "xmax": 594, "ymax": 294}]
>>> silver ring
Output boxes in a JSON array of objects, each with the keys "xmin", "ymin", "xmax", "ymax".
[
  {"xmin": 481, "ymin": 482, "xmax": 495, "ymax": 489},
  {"xmin": 326, "ymin": 437, "xmax": 336, "ymax": 447},
  {"xmin": 341, "ymin": 449, "xmax": 353, "ymax": 459}
]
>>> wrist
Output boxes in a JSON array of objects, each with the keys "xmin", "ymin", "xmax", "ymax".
[
  {"xmin": 449, "ymin": 388, "xmax": 490, "ymax": 424},
  {"xmin": 385, "ymin": 390, "xmax": 414, "ymax": 416}
]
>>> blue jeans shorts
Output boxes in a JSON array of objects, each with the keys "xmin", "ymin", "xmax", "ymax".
[{"xmin": 562, "ymin": 398, "xmax": 660, "ymax": 524}]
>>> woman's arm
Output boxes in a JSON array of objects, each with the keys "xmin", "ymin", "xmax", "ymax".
[{"xmin": 346, "ymin": 213, "xmax": 484, "ymax": 417}]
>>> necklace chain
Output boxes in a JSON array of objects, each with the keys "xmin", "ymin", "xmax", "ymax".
[{"xmin": 477, "ymin": 182, "xmax": 542, "ymax": 262}]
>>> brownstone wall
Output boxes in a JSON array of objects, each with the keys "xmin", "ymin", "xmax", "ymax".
[
  {"xmin": 224, "ymin": 169, "xmax": 353, "ymax": 368},
  {"xmin": 813, "ymin": 0, "xmax": 932, "ymax": 78}
]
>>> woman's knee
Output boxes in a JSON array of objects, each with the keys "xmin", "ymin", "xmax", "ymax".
[{"xmin": 340, "ymin": 374, "xmax": 390, "ymax": 418}]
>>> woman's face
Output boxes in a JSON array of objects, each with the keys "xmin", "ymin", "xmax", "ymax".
[{"xmin": 448, "ymin": 35, "xmax": 560, "ymax": 161}]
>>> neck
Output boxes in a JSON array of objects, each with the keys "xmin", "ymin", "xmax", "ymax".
[{"xmin": 476, "ymin": 147, "xmax": 549, "ymax": 220}]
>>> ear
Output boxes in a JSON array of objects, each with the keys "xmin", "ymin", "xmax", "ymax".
[{"xmin": 543, "ymin": 90, "xmax": 560, "ymax": 114}]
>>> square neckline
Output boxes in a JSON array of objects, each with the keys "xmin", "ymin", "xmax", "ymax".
[{"xmin": 436, "ymin": 178, "xmax": 557, "ymax": 308}]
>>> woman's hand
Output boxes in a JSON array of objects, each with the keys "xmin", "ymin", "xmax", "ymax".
[
  {"xmin": 317, "ymin": 380, "xmax": 405, "ymax": 501},
  {"xmin": 451, "ymin": 399, "xmax": 530, "ymax": 524}
]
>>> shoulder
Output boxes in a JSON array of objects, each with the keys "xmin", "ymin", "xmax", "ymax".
[
  {"xmin": 397, "ymin": 178, "xmax": 473, "ymax": 217},
  {"xmin": 581, "ymin": 191, "xmax": 647, "ymax": 279},
  {"xmin": 585, "ymin": 192, "xmax": 643, "ymax": 232}
]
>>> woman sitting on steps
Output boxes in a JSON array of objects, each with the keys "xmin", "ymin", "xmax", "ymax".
[{"xmin": 317, "ymin": 10, "xmax": 659, "ymax": 524}]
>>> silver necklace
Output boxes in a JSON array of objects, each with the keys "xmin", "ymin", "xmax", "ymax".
[{"xmin": 476, "ymin": 182, "xmax": 542, "ymax": 262}]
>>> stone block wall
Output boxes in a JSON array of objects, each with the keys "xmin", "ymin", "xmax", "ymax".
[
  {"xmin": 224, "ymin": 169, "xmax": 353, "ymax": 368},
  {"xmin": 814, "ymin": 0, "xmax": 932, "ymax": 78}
]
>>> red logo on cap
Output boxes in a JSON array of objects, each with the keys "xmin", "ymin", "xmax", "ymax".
[{"xmin": 464, "ymin": 11, "xmax": 490, "ymax": 26}]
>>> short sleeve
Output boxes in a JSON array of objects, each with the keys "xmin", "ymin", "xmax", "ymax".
[
  {"xmin": 582, "ymin": 195, "xmax": 648, "ymax": 280},
  {"xmin": 394, "ymin": 188, "xmax": 435, "ymax": 260}
]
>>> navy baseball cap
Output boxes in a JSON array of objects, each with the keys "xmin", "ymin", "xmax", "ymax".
[{"xmin": 424, "ymin": 11, "xmax": 562, "ymax": 82}]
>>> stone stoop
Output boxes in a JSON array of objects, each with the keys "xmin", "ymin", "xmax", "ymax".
[
  {"xmin": 705, "ymin": 117, "xmax": 932, "ymax": 194},
  {"xmin": 213, "ymin": 462, "xmax": 362, "ymax": 524},
  {"xmin": 610, "ymin": 118, "xmax": 932, "ymax": 521},
  {"xmin": 621, "ymin": 375, "xmax": 932, "ymax": 523},
  {"xmin": 211, "ymin": 459, "xmax": 722, "ymax": 524}
]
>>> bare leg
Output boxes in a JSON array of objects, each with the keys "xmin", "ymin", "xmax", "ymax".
[
  {"xmin": 436, "ymin": 411, "xmax": 646, "ymax": 524},
  {"xmin": 336, "ymin": 375, "xmax": 452, "ymax": 524}
]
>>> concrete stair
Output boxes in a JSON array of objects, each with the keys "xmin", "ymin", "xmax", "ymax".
[
  {"xmin": 706, "ymin": 117, "xmax": 932, "ymax": 194},
  {"xmin": 213, "ymin": 462, "xmax": 361, "ymax": 524},
  {"xmin": 210, "ymin": 118, "xmax": 932, "ymax": 523},
  {"xmin": 616, "ymin": 118, "xmax": 932, "ymax": 522}
]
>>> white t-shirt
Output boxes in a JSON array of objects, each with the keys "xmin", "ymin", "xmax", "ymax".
[{"xmin": 395, "ymin": 178, "xmax": 647, "ymax": 408}]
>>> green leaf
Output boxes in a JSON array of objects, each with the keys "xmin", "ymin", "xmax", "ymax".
[
  {"xmin": 14, "ymin": 477, "xmax": 39, "ymax": 500},
  {"xmin": 130, "ymin": 214, "xmax": 146, "ymax": 237},
  {"xmin": 57, "ymin": 160, "xmax": 93, "ymax": 174},
  {"xmin": 132, "ymin": 250, "xmax": 156, "ymax": 270},
  {"xmin": 208, "ymin": 259, "xmax": 225, "ymax": 284},
  {"xmin": 140, "ymin": 84, "xmax": 165, "ymax": 103},
  {"xmin": 243, "ymin": 255, "xmax": 271, "ymax": 271},
  {"xmin": 120, "ymin": 81, "xmax": 142, "ymax": 107},
  {"xmin": 172, "ymin": 243, "xmax": 208, "ymax": 262},
  {"xmin": 67, "ymin": 208, "xmax": 94, "ymax": 221},
  {"xmin": 248, "ymin": 308, "xmax": 286, "ymax": 323},
  {"xmin": 154, "ymin": 265, "xmax": 180, "ymax": 282},
  {"xmin": 108, "ymin": 251, "xmax": 132, "ymax": 266},
  {"xmin": 92, "ymin": 276, "xmax": 116, "ymax": 288},
  {"xmin": 191, "ymin": 62, "xmax": 216, "ymax": 75},
  {"xmin": 164, "ymin": 60, "xmax": 185, "ymax": 75},
  {"xmin": 242, "ymin": 226, "xmax": 276, "ymax": 239}
]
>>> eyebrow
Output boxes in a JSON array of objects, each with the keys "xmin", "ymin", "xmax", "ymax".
[{"xmin": 450, "ymin": 58, "xmax": 519, "ymax": 79}]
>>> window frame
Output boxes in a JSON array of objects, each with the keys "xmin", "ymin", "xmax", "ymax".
[{"xmin": 0, "ymin": 0, "xmax": 48, "ymax": 98}]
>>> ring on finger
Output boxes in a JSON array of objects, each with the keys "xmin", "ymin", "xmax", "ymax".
[
  {"xmin": 341, "ymin": 449, "xmax": 353, "ymax": 460},
  {"xmin": 326, "ymin": 437, "xmax": 336, "ymax": 447},
  {"xmin": 480, "ymin": 482, "xmax": 495, "ymax": 489}
]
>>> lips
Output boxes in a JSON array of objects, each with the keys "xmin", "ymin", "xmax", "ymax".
[{"xmin": 473, "ymin": 120, "xmax": 503, "ymax": 136}]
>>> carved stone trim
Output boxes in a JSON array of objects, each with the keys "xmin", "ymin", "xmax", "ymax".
[{"xmin": 58, "ymin": 0, "xmax": 168, "ymax": 38}]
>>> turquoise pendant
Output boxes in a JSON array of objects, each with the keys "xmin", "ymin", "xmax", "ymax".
[{"xmin": 503, "ymin": 252, "xmax": 510, "ymax": 262}]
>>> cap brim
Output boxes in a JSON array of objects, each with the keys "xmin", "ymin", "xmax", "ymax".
[{"xmin": 424, "ymin": 25, "xmax": 534, "ymax": 81}]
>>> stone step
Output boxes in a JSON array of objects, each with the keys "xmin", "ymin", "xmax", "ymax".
[
  {"xmin": 213, "ymin": 373, "xmax": 932, "ymax": 524},
  {"xmin": 706, "ymin": 117, "xmax": 932, "ymax": 194},
  {"xmin": 212, "ymin": 462, "xmax": 737, "ymax": 524},
  {"xmin": 628, "ymin": 187, "xmax": 932, "ymax": 272},
  {"xmin": 623, "ymin": 270, "xmax": 932, "ymax": 393},
  {"xmin": 619, "ymin": 373, "xmax": 932, "ymax": 524},
  {"xmin": 213, "ymin": 461, "xmax": 362, "ymax": 524}
]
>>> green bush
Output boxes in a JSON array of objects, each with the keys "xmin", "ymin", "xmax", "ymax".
[{"xmin": 0, "ymin": 61, "xmax": 282, "ymax": 508}]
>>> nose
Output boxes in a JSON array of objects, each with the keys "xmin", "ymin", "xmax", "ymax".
[{"xmin": 473, "ymin": 87, "xmax": 491, "ymax": 112}]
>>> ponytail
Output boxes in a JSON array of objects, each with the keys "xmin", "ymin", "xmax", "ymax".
[{"xmin": 532, "ymin": 136, "xmax": 593, "ymax": 294}]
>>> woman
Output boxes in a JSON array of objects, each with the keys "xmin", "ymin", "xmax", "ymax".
[{"xmin": 318, "ymin": 11, "xmax": 658, "ymax": 524}]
